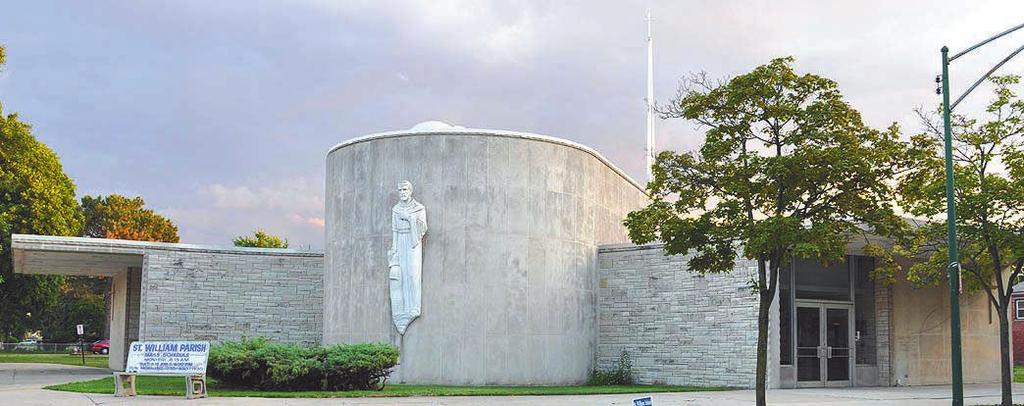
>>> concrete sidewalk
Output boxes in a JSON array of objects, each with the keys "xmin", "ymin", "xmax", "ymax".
[
  {"xmin": 11, "ymin": 386, "xmax": 1024, "ymax": 406},
  {"xmin": 0, "ymin": 362, "xmax": 110, "ymax": 391},
  {"xmin": 4, "ymin": 363, "xmax": 1024, "ymax": 405}
]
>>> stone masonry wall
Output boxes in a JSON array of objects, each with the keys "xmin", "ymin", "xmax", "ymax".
[
  {"xmin": 596, "ymin": 243, "xmax": 760, "ymax": 388},
  {"xmin": 876, "ymin": 283, "xmax": 892, "ymax": 385},
  {"xmin": 126, "ymin": 267, "xmax": 141, "ymax": 343},
  {"xmin": 139, "ymin": 249, "xmax": 324, "ymax": 345}
]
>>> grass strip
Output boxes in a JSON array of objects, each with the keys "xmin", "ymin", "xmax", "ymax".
[
  {"xmin": 0, "ymin": 353, "xmax": 109, "ymax": 369},
  {"xmin": 47, "ymin": 376, "xmax": 727, "ymax": 398}
]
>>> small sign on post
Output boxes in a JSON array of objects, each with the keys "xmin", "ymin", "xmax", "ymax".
[
  {"xmin": 116, "ymin": 341, "xmax": 210, "ymax": 400},
  {"xmin": 76, "ymin": 324, "xmax": 85, "ymax": 366}
]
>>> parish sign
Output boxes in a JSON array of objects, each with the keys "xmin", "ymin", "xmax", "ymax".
[
  {"xmin": 125, "ymin": 341, "xmax": 209, "ymax": 375},
  {"xmin": 117, "ymin": 341, "xmax": 210, "ymax": 399}
]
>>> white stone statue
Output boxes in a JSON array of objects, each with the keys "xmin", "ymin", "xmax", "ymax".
[{"xmin": 388, "ymin": 180, "xmax": 427, "ymax": 335}]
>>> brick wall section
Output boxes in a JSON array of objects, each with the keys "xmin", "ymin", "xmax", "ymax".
[
  {"xmin": 1013, "ymin": 294, "xmax": 1024, "ymax": 365},
  {"xmin": 139, "ymin": 249, "xmax": 324, "ymax": 345},
  {"xmin": 596, "ymin": 243, "xmax": 760, "ymax": 388}
]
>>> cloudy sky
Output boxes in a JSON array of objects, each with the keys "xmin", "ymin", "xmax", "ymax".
[{"xmin": 1, "ymin": 0, "xmax": 1022, "ymax": 248}]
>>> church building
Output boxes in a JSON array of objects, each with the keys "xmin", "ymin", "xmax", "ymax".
[{"xmin": 11, "ymin": 122, "xmax": 1002, "ymax": 389}]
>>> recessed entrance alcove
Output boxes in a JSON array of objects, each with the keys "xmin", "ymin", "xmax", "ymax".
[{"xmin": 778, "ymin": 256, "xmax": 880, "ymax": 388}]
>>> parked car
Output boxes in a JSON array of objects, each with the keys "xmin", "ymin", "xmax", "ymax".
[
  {"xmin": 90, "ymin": 340, "xmax": 109, "ymax": 355},
  {"xmin": 14, "ymin": 339, "xmax": 39, "ymax": 351}
]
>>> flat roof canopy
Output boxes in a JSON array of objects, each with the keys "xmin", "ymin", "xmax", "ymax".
[
  {"xmin": 11, "ymin": 234, "xmax": 324, "ymax": 277},
  {"xmin": 12, "ymin": 234, "xmax": 145, "ymax": 276}
]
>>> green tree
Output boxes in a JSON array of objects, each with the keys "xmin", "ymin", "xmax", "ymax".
[
  {"xmin": 0, "ymin": 55, "xmax": 85, "ymax": 338},
  {"xmin": 625, "ymin": 58, "xmax": 905, "ymax": 405},
  {"xmin": 896, "ymin": 75, "xmax": 1024, "ymax": 406},
  {"xmin": 233, "ymin": 229, "xmax": 288, "ymax": 248},
  {"xmin": 35, "ymin": 278, "xmax": 106, "ymax": 342},
  {"xmin": 82, "ymin": 194, "xmax": 179, "ymax": 242}
]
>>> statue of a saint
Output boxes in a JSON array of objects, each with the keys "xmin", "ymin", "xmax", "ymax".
[{"xmin": 388, "ymin": 180, "xmax": 427, "ymax": 335}]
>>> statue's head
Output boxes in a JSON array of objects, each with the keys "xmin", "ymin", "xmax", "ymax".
[{"xmin": 398, "ymin": 180, "xmax": 413, "ymax": 202}]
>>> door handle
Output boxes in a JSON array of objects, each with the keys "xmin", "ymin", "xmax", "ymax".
[{"xmin": 827, "ymin": 346, "xmax": 833, "ymax": 359}]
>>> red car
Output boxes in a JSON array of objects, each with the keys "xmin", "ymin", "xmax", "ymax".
[{"xmin": 90, "ymin": 340, "xmax": 109, "ymax": 355}]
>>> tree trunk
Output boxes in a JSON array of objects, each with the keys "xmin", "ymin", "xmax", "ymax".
[
  {"xmin": 998, "ymin": 307, "xmax": 1013, "ymax": 406},
  {"xmin": 755, "ymin": 290, "xmax": 771, "ymax": 406}
]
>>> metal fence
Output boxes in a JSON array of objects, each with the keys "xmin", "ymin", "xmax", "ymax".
[{"xmin": 0, "ymin": 342, "xmax": 92, "ymax": 354}]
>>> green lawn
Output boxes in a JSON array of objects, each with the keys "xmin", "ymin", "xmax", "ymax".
[
  {"xmin": 1016, "ymin": 365, "xmax": 1024, "ymax": 383},
  {"xmin": 47, "ymin": 376, "xmax": 722, "ymax": 398},
  {"xmin": 0, "ymin": 353, "xmax": 109, "ymax": 369}
]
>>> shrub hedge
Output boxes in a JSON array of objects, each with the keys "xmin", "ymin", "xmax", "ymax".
[
  {"xmin": 588, "ymin": 350, "xmax": 634, "ymax": 386},
  {"xmin": 208, "ymin": 337, "xmax": 399, "ymax": 391}
]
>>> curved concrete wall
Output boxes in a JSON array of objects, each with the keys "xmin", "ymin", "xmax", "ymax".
[{"xmin": 323, "ymin": 127, "xmax": 647, "ymax": 385}]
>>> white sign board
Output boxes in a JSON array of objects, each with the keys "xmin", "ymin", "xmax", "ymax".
[
  {"xmin": 125, "ymin": 341, "xmax": 209, "ymax": 375},
  {"xmin": 76, "ymin": 324, "xmax": 84, "ymax": 336}
]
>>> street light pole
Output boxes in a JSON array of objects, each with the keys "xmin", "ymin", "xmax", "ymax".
[
  {"xmin": 939, "ymin": 46, "xmax": 964, "ymax": 406},
  {"xmin": 938, "ymin": 22, "xmax": 1024, "ymax": 406}
]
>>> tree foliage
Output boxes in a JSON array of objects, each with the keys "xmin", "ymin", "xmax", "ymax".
[
  {"xmin": 35, "ymin": 278, "xmax": 106, "ymax": 342},
  {"xmin": 895, "ymin": 75, "xmax": 1024, "ymax": 406},
  {"xmin": 625, "ymin": 58, "xmax": 905, "ymax": 405},
  {"xmin": 82, "ymin": 194, "xmax": 179, "ymax": 242},
  {"xmin": 233, "ymin": 229, "xmax": 288, "ymax": 248},
  {"xmin": 0, "ymin": 103, "xmax": 85, "ymax": 339}
]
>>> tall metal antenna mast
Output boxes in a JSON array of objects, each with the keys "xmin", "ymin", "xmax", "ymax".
[{"xmin": 645, "ymin": 9, "xmax": 655, "ymax": 182}]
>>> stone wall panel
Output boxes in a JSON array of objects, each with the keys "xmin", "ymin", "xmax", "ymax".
[
  {"xmin": 140, "ymin": 250, "xmax": 323, "ymax": 345},
  {"xmin": 596, "ymin": 244, "xmax": 759, "ymax": 388}
]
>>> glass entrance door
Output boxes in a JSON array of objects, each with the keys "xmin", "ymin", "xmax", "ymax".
[
  {"xmin": 796, "ymin": 306, "xmax": 821, "ymax": 383},
  {"xmin": 825, "ymin": 307, "xmax": 851, "ymax": 385},
  {"xmin": 795, "ymin": 303, "xmax": 853, "ymax": 387}
]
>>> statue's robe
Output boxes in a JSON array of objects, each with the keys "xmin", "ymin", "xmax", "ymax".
[{"xmin": 389, "ymin": 199, "xmax": 427, "ymax": 334}]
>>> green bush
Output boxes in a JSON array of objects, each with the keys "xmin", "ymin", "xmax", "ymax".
[
  {"xmin": 207, "ymin": 337, "xmax": 398, "ymax": 391},
  {"xmin": 322, "ymin": 343, "xmax": 400, "ymax": 390},
  {"xmin": 588, "ymin": 350, "xmax": 634, "ymax": 385},
  {"xmin": 207, "ymin": 337, "xmax": 273, "ymax": 388}
]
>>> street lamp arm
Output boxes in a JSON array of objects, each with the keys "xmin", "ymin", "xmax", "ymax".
[
  {"xmin": 950, "ymin": 22, "xmax": 1024, "ymax": 62},
  {"xmin": 951, "ymin": 42, "xmax": 1024, "ymax": 110}
]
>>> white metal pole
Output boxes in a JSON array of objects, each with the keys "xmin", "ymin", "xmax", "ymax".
[{"xmin": 646, "ymin": 10, "xmax": 655, "ymax": 182}]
